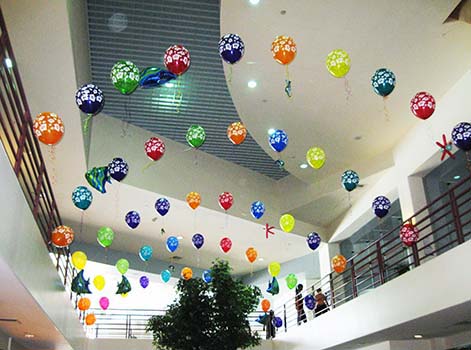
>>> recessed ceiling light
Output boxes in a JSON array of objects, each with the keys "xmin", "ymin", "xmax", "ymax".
[
  {"xmin": 354, "ymin": 135, "xmax": 362, "ymax": 140},
  {"xmin": 249, "ymin": 0, "xmax": 260, "ymax": 5},
  {"xmin": 453, "ymin": 175, "xmax": 461, "ymax": 180},
  {"xmin": 24, "ymin": 334, "xmax": 34, "ymax": 338},
  {"xmin": 177, "ymin": 236, "xmax": 183, "ymax": 240},
  {"xmin": 268, "ymin": 128, "xmax": 276, "ymax": 135},
  {"xmin": 258, "ymin": 257, "xmax": 264, "ymax": 261},
  {"xmin": 4, "ymin": 58, "xmax": 12, "ymax": 68},
  {"xmin": 165, "ymin": 82, "xmax": 174, "ymax": 88},
  {"xmin": 247, "ymin": 80, "xmax": 257, "ymax": 88},
  {"xmin": 300, "ymin": 163, "xmax": 308, "ymax": 169},
  {"xmin": 280, "ymin": 10, "xmax": 287, "ymax": 15},
  {"xmin": 246, "ymin": 61, "xmax": 256, "ymax": 65},
  {"xmin": 414, "ymin": 334, "xmax": 423, "ymax": 339}
]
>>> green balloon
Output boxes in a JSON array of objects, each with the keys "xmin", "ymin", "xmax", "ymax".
[
  {"xmin": 116, "ymin": 258, "xmax": 129, "ymax": 275},
  {"xmin": 285, "ymin": 273, "xmax": 298, "ymax": 290},
  {"xmin": 97, "ymin": 226, "xmax": 114, "ymax": 248},
  {"xmin": 186, "ymin": 125, "xmax": 206, "ymax": 148},
  {"xmin": 110, "ymin": 60, "xmax": 140, "ymax": 95}
]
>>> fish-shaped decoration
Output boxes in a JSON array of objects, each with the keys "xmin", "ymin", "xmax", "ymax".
[
  {"xmin": 139, "ymin": 67, "xmax": 177, "ymax": 89},
  {"xmin": 116, "ymin": 275, "xmax": 132, "ymax": 295},
  {"xmin": 85, "ymin": 166, "xmax": 111, "ymax": 193},
  {"xmin": 71, "ymin": 270, "xmax": 91, "ymax": 294}
]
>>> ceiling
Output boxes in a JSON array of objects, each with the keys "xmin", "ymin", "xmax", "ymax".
[{"xmin": 86, "ymin": 0, "xmax": 289, "ymax": 180}]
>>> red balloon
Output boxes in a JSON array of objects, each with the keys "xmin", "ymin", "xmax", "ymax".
[
  {"xmin": 410, "ymin": 92, "xmax": 435, "ymax": 120},
  {"xmin": 164, "ymin": 45, "xmax": 191, "ymax": 76},
  {"xmin": 220, "ymin": 237, "xmax": 232, "ymax": 253},
  {"xmin": 218, "ymin": 192, "xmax": 233, "ymax": 211},
  {"xmin": 400, "ymin": 223, "xmax": 419, "ymax": 246},
  {"xmin": 145, "ymin": 137, "xmax": 165, "ymax": 161}
]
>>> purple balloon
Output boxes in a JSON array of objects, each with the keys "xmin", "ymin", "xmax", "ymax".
[
  {"xmin": 304, "ymin": 295, "xmax": 315, "ymax": 310},
  {"xmin": 125, "ymin": 211, "xmax": 140, "ymax": 229},
  {"xmin": 107, "ymin": 157, "xmax": 128, "ymax": 182},
  {"xmin": 272, "ymin": 316, "xmax": 283, "ymax": 328},
  {"xmin": 372, "ymin": 196, "xmax": 391, "ymax": 219},
  {"xmin": 192, "ymin": 233, "xmax": 204, "ymax": 250},
  {"xmin": 307, "ymin": 232, "xmax": 321, "ymax": 251},
  {"xmin": 155, "ymin": 197, "xmax": 170, "ymax": 216},
  {"xmin": 140, "ymin": 275, "xmax": 149, "ymax": 288}
]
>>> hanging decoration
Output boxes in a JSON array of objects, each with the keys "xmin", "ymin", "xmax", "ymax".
[
  {"xmin": 161, "ymin": 269, "xmax": 171, "ymax": 283},
  {"xmin": 265, "ymin": 223, "xmax": 275, "ymax": 239},
  {"xmin": 125, "ymin": 210, "xmax": 141, "ymax": 229},
  {"xmin": 93, "ymin": 275, "xmax": 105, "ymax": 291},
  {"xmin": 410, "ymin": 92, "xmax": 435, "ymax": 120},
  {"xmin": 71, "ymin": 251, "xmax": 87, "ymax": 270},
  {"xmin": 75, "ymin": 83, "xmax": 104, "ymax": 131},
  {"xmin": 116, "ymin": 275, "xmax": 132, "ymax": 295},
  {"xmin": 250, "ymin": 201, "xmax": 265, "ymax": 219},
  {"xmin": 285, "ymin": 273, "xmax": 298, "ymax": 290},
  {"xmin": 72, "ymin": 186, "xmax": 93, "ymax": 210},
  {"xmin": 202, "ymin": 269, "xmax": 212, "ymax": 283},
  {"xmin": 155, "ymin": 197, "xmax": 170, "ymax": 216},
  {"xmin": 271, "ymin": 35, "xmax": 296, "ymax": 98},
  {"xmin": 116, "ymin": 258, "xmax": 129, "ymax": 275},
  {"xmin": 145, "ymin": 137, "xmax": 166, "ymax": 161},
  {"xmin": 306, "ymin": 232, "xmax": 321, "ymax": 251},
  {"xmin": 268, "ymin": 262, "xmax": 281, "ymax": 277},
  {"xmin": 451, "ymin": 122, "xmax": 471, "ymax": 151},
  {"xmin": 71, "ymin": 270, "xmax": 91, "ymax": 294},
  {"xmin": 107, "ymin": 157, "xmax": 128, "ymax": 182},
  {"xmin": 186, "ymin": 125, "xmax": 206, "ymax": 148},
  {"xmin": 325, "ymin": 49, "xmax": 351, "ymax": 78},
  {"xmin": 97, "ymin": 226, "xmax": 114, "ymax": 248},
  {"xmin": 219, "ymin": 34, "xmax": 245, "ymax": 64},
  {"xmin": 139, "ymin": 245, "xmax": 153, "ymax": 261},
  {"xmin": 227, "ymin": 121, "xmax": 247, "ymax": 145},
  {"xmin": 372, "ymin": 196, "xmax": 391, "ymax": 219},
  {"xmin": 186, "ymin": 192, "xmax": 201, "ymax": 210},
  {"xmin": 279, "ymin": 214, "xmax": 295, "ymax": 233},
  {"xmin": 306, "ymin": 147, "xmax": 326, "ymax": 169},
  {"xmin": 138, "ymin": 67, "xmax": 176, "ymax": 89},
  {"xmin": 164, "ymin": 45, "xmax": 191, "ymax": 76},
  {"xmin": 78, "ymin": 297, "xmax": 91, "ymax": 311},
  {"xmin": 181, "ymin": 267, "xmax": 193, "ymax": 280},
  {"xmin": 400, "ymin": 223, "xmax": 419, "ymax": 247},
  {"xmin": 85, "ymin": 166, "xmax": 111, "ymax": 194},
  {"xmin": 192, "ymin": 233, "xmax": 205, "ymax": 250},
  {"xmin": 51, "ymin": 225, "xmax": 75, "ymax": 248},
  {"xmin": 332, "ymin": 254, "xmax": 347, "ymax": 273},
  {"xmin": 304, "ymin": 295, "xmax": 315, "ymax": 310},
  {"xmin": 341, "ymin": 170, "xmax": 360, "ymax": 192},
  {"xmin": 218, "ymin": 192, "xmax": 234, "ymax": 211},
  {"xmin": 220, "ymin": 237, "xmax": 232, "ymax": 253},
  {"xmin": 261, "ymin": 299, "xmax": 271, "ymax": 312},
  {"xmin": 371, "ymin": 68, "xmax": 396, "ymax": 97},
  {"xmin": 266, "ymin": 277, "xmax": 279, "ymax": 295},
  {"xmin": 110, "ymin": 60, "xmax": 140, "ymax": 95},
  {"xmin": 99, "ymin": 297, "xmax": 109, "ymax": 310},
  {"xmin": 273, "ymin": 317, "xmax": 283, "ymax": 328},
  {"xmin": 166, "ymin": 236, "xmax": 179, "ymax": 253},
  {"xmin": 256, "ymin": 313, "xmax": 268, "ymax": 325},
  {"xmin": 435, "ymin": 134, "xmax": 455, "ymax": 161},
  {"xmin": 140, "ymin": 275, "xmax": 150, "ymax": 288},
  {"xmin": 268, "ymin": 129, "xmax": 288, "ymax": 153},
  {"xmin": 33, "ymin": 112, "xmax": 64, "ymax": 146},
  {"xmin": 85, "ymin": 314, "xmax": 96, "ymax": 326},
  {"xmin": 245, "ymin": 247, "xmax": 258, "ymax": 263}
]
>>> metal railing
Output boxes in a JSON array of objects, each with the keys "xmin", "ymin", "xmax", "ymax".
[{"xmin": 275, "ymin": 174, "xmax": 471, "ymax": 331}]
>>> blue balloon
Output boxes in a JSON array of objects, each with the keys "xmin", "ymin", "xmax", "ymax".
[
  {"xmin": 307, "ymin": 232, "xmax": 321, "ymax": 251},
  {"xmin": 108, "ymin": 157, "xmax": 128, "ymax": 182},
  {"xmin": 155, "ymin": 198, "xmax": 170, "ymax": 216},
  {"xmin": 192, "ymin": 233, "xmax": 204, "ymax": 250},
  {"xmin": 371, "ymin": 68, "xmax": 396, "ymax": 97},
  {"xmin": 139, "ymin": 67, "xmax": 177, "ymax": 89},
  {"xmin": 341, "ymin": 170, "xmax": 360, "ymax": 192},
  {"xmin": 139, "ymin": 275, "xmax": 149, "ymax": 288},
  {"xmin": 139, "ymin": 245, "xmax": 153, "ymax": 261},
  {"xmin": 125, "ymin": 211, "xmax": 141, "ymax": 229},
  {"xmin": 304, "ymin": 295, "xmax": 315, "ymax": 310},
  {"xmin": 451, "ymin": 122, "xmax": 471, "ymax": 151},
  {"xmin": 202, "ymin": 269, "xmax": 212, "ymax": 283},
  {"xmin": 166, "ymin": 236, "xmax": 179, "ymax": 253},
  {"xmin": 268, "ymin": 129, "xmax": 288, "ymax": 153},
  {"xmin": 272, "ymin": 316, "xmax": 283, "ymax": 328},
  {"xmin": 218, "ymin": 34, "xmax": 245, "ymax": 64},
  {"xmin": 75, "ymin": 83, "xmax": 104, "ymax": 115},
  {"xmin": 372, "ymin": 196, "xmax": 391, "ymax": 218},
  {"xmin": 71, "ymin": 186, "xmax": 93, "ymax": 210},
  {"xmin": 161, "ymin": 269, "xmax": 171, "ymax": 283},
  {"xmin": 250, "ymin": 201, "xmax": 265, "ymax": 220}
]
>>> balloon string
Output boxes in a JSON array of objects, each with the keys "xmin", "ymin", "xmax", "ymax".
[
  {"xmin": 83, "ymin": 114, "xmax": 93, "ymax": 133},
  {"xmin": 104, "ymin": 247, "xmax": 108, "ymax": 264},
  {"xmin": 466, "ymin": 151, "xmax": 471, "ymax": 173},
  {"xmin": 193, "ymin": 211, "xmax": 196, "ymax": 231},
  {"xmin": 48, "ymin": 145, "xmax": 57, "ymax": 185},
  {"xmin": 142, "ymin": 160, "xmax": 156, "ymax": 172},
  {"xmin": 227, "ymin": 65, "xmax": 233, "ymax": 85},
  {"xmin": 344, "ymin": 77, "xmax": 352, "ymax": 101},
  {"xmin": 285, "ymin": 65, "xmax": 293, "ymax": 99},
  {"xmin": 174, "ymin": 77, "xmax": 183, "ymax": 113},
  {"xmin": 79, "ymin": 210, "xmax": 84, "ymax": 235},
  {"xmin": 383, "ymin": 97, "xmax": 390, "ymax": 122},
  {"xmin": 121, "ymin": 96, "xmax": 130, "ymax": 138}
]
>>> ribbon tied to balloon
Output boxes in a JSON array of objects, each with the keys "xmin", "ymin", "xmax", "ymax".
[
  {"xmin": 326, "ymin": 49, "xmax": 351, "ymax": 98},
  {"xmin": 219, "ymin": 34, "xmax": 245, "ymax": 83},
  {"xmin": 271, "ymin": 35, "xmax": 296, "ymax": 97},
  {"xmin": 75, "ymin": 83, "xmax": 104, "ymax": 131},
  {"xmin": 164, "ymin": 45, "xmax": 190, "ymax": 110}
]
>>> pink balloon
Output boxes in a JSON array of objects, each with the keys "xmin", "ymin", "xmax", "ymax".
[{"xmin": 99, "ymin": 296, "xmax": 109, "ymax": 310}]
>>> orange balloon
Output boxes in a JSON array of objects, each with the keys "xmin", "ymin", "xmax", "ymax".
[
  {"xmin": 227, "ymin": 121, "xmax": 247, "ymax": 145},
  {"xmin": 181, "ymin": 267, "xmax": 193, "ymax": 280},
  {"xmin": 271, "ymin": 36, "xmax": 297, "ymax": 65},
  {"xmin": 332, "ymin": 254, "xmax": 347, "ymax": 273},
  {"xmin": 261, "ymin": 299, "xmax": 271, "ymax": 312},
  {"xmin": 245, "ymin": 247, "xmax": 258, "ymax": 263},
  {"xmin": 51, "ymin": 225, "xmax": 75, "ymax": 248},
  {"xmin": 78, "ymin": 297, "xmax": 91, "ymax": 311},
  {"xmin": 186, "ymin": 192, "xmax": 201, "ymax": 210},
  {"xmin": 85, "ymin": 313, "xmax": 96, "ymax": 326},
  {"xmin": 33, "ymin": 112, "xmax": 64, "ymax": 145}
]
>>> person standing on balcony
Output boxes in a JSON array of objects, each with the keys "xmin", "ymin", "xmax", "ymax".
[
  {"xmin": 314, "ymin": 288, "xmax": 329, "ymax": 317},
  {"xmin": 295, "ymin": 284, "xmax": 307, "ymax": 325},
  {"xmin": 265, "ymin": 309, "xmax": 276, "ymax": 339}
]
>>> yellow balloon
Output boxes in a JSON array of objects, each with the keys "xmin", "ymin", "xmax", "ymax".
[
  {"xmin": 93, "ymin": 275, "xmax": 105, "ymax": 291},
  {"xmin": 280, "ymin": 214, "xmax": 295, "ymax": 233},
  {"xmin": 326, "ymin": 49, "xmax": 351, "ymax": 78},
  {"xmin": 268, "ymin": 262, "xmax": 281, "ymax": 277},
  {"xmin": 71, "ymin": 251, "xmax": 87, "ymax": 270},
  {"xmin": 306, "ymin": 147, "xmax": 326, "ymax": 169}
]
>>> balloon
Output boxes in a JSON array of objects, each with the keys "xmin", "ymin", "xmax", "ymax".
[
  {"xmin": 268, "ymin": 262, "xmax": 281, "ymax": 277},
  {"xmin": 219, "ymin": 34, "xmax": 245, "ymax": 64},
  {"xmin": 304, "ymin": 295, "xmax": 315, "ymax": 310},
  {"xmin": 400, "ymin": 223, "xmax": 419, "ymax": 247},
  {"xmin": 71, "ymin": 270, "xmax": 91, "ymax": 294},
  {"xmin": 32, "ymin": 112, "xmax": 64, "ymax": 145},
  {"xmin": 256, "ymin": 313, "xmax": 268, "ymax": 325},
  {"xmin": 85, "ymin": 166, "xmax": 111, "ymax": 194},
  {"xmin": 145, "ymin": 137, "xmax": 166, "ymax": 161},
  {"xmin": 451, "ymin": 122, "xmax": 471, "ymax": 151},
  {"xmin": 140, "ymin": 275, "xmax": 150, "ymax": 288},
  {"xmin": 116, "ymin": 258, "xmax": 129, "ymax": 275},
  {"xmin": 245, "ymin": 247, "xmax": 258, "ymax": 263},
  {"xmin": 164, "ymin": 45, "xmax": 191, "ymax": 75},
  {"xmin": 261, "ymin": 299, "xmax": 271, "ymax": 312},
  {"xmin": 192, "ymin": 233, "xmax": 205, "ymax": 250},
  {"xmin": 271, "ymin": 35, "xmax": 296, "ymax": 65},
  {"xmin": 107, "ymin": 157, "xmax": 128, "ymax": 182},
  {"xmin": 116, "ymin": 275, "xmax": 131, "ymax": 294},
  {"xmin": 372, "ymin": 196, "xmax": 391, "ymax": 219},
  {"xmin": 71, "ymin": 186, "xmax": 93, "ymax": 210},
  {"xmin": 326, "ymin": 49, "xmax": 351, "ymax": 78},
  {"xmin": 186, "ymin": 125, "xmax": 206, "ymax": 148},
  {"xmin": 218, "ymin": 192, "xmax": 233, "ymax": 211},
  {"xmin": 332, "ymin": 254, "xmax": 347, "ymax": 273},
  {"xmin": 285, "ymin": 273, "xmax": 298, "ymax": 290},
  {"xmin": 155, "ymin": 197, "xmax": 170, "ymax": 216},
  {"xmin": 72, "ymin": 251, "xmax": 87, "ymax": 270},
  {"xmin": 99, "ymin": 296, "xmax": 109, "ymax": 310},
  {"xmin": 280, "ymin": 214, "xmax": 295, "ymax": 233},
  {"xmin": 161, "ymin": 269, "xmax": 171, "ymax": 283},
  {"xmin": 125, "ymin": 211, "xmax": 140, "ymax": 229},
  {"xmin": 202, "ymin": 270, "xmax": 212, "ymax": 283},
  {"xmin": 97, "ymin": 227, "xmax": 114, "ymax": 248},
  {"xmin": 78, "ymin": 297, "xmax": 91, "ymax": 311},
  {"xmin": 267, "ymin": 277, "xmax": 279, "ymax": 295},
  {"xmin": 93, "ymin": 275, "xmax": 105, "ymax": 291},
  {"xmin": 410, "ymin": 92, "xmax": 435, "ymax": 120},
  {"xmin": 341, "ymin": 170, "xmax": 360, "ymax": 192},
  {"xmin": 220, "ymin": 237, "xmax": 232, "ymax": 253},
  {"xmin": 306, "ymin": 147, "xmax": 326, "ymax": 169},
  {"xmin": 110, "ymin": 60, "xmax": 139, "ymax": 95},
  {"xmin": 75, "ymin": 83, "xmax": 104, "ymax": 115},
  {"xmin": 51, "ymin": 225, "xmax": 74, "ymax": 248},
  {"xmin": 250, "ymin": 201, "xmax": 265, "ymax": 219},
  {"xmin": 186, "ymin": 192, "xmax": 201, "ymax": 210},
  {"xmin": 306, "ymin": 232, "xmax": 321, "ymax": 251},
  {"xmin": 371, "ymin": 68, "xmax": 396, "ymax": 97},
  {"xmin": 85, "ymin": 314, "xmax": 96, "ymax": 326},
  {"xmin": 227, "ymin": 121, "xmax": 247, "ymax": 145},
  {"xmin": 268, "ymin": 129, "xmax": 288, "ymax": 153},
  {"xmin": 139, "ymin": 67, "xmax": 176, "ymax": 88},
  {"xmin": 273, "ymin": 316, "xmax": 283, "ymax": 328},
  {"xmin": 166, "ymin": 236, "xmax": 179, "ymax": 253},
  {"xmin": 139, "ymin": 245, "xmax": 153, "ymax": 261},
  {"xmin": 181, "ymin": 267, "xmax": 193, "ymax": 280}
]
